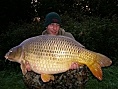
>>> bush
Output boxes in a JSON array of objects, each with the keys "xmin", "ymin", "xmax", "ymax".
[
  {"xmin": 0, "ymin": 21, "xmax": 43, "ymax": 70},
  {"xmin": 62, "ymin": 15, "xmax": 118, "ymax": 65}
]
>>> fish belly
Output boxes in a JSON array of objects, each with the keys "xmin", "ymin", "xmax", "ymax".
[{"xmin": 27, "ymin": 57, "xmax": 71, "ymax": 74}]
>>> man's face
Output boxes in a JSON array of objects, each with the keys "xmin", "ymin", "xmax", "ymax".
[{"xmin": 47, "ymin": 23, "xmax": 60, "ymax": 35}]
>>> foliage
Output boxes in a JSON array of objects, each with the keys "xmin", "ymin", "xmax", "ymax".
[
  {"xmin": 0, "ymin": 22, "xmax": 43, "ymax": 70},
  {"xmin": 85, "ymin": 66, "xmax": 118, "ymax": 89},
  {"xmin": 61, "ymin": 15, "xmax": 118, "ymax": 65},
  {"xmin": 0, "ymin": 69, "xmax": 26, "ymax": 89},
  {"xmin": 0, "ymin": 0, "xmax": 117, "ymax": 33},
  {"xmin": 31, "ymin": 0, "xmax": 118, "ymax": 18}
]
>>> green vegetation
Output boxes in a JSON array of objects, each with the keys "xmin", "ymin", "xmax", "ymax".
[
  {"xmin": 0, "ymin": 15, "xmax": 118, "ymax": 89},
  {"xmin": 0, "ymin": 69, "xmax": 26, "ymax": 89},
  {"xmin": 85, "ymin": 65, "xmax": 118, "ymax": 89}
]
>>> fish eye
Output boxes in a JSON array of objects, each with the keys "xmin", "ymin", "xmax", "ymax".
[{"xmin": 9, "ymin": 50, "xmax": 13, "ymax": 53}]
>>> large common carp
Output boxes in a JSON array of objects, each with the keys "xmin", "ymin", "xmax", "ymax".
[{"xmin": 5, "ymin": 35, "xmax": 112, "ymax": 82}]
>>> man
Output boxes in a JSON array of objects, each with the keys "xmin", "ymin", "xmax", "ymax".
[
  {"xmin": 42, "ymin": 12, "xmax": 74, "ymax": 38},
  {"xmin": 23, "ymin": 12, "xmax": 88, "ymax": 89}
]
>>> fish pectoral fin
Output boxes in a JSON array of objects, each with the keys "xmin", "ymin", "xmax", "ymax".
[
  {"xmin": 88, "ymin": 63, "xmax": 102, "ymax": 80},
  {"xmin": 41, "ymin": 74, "xmax": 54, "ymax": 82},
  {"xmin": 25, "ymin": 60, "xmax": 31, "ymax": 71},
  {"xmin": 20, "ymin": 61, "xmax": 27, "ymax": 75}
]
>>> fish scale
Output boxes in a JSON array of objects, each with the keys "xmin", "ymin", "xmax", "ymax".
[{"xmin": 5, "ymin": 35, "xmax": 112, "ymax": 81}]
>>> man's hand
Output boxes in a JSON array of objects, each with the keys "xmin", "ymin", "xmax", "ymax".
[{"xmin": 70, "ymin": 62, "xmax": 79, "ymax": 69}]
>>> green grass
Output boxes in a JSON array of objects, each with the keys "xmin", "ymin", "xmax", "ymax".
[
  {"xmin": 85, "ymin": 65, "xmax": 118, "ymax": 89},
  {"xmin": 0, "ymin": 65, "xmax": 117, "ymax": 89},
  {"xmin": 0, "ymin": 70, "xmax": 26, "ymax": 89}
]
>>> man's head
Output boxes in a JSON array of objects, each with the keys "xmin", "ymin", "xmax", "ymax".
[
  {"xmin": 44, "ymin": 12, "xmax": 61, "ymax": 27},
  {"xmin": 44, "ymin": 12, "xmax": 61, "ymax": 35}
]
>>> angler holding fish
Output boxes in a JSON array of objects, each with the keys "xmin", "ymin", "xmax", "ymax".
[{"xmin": 5, "ymin": 12, "xmax": 112, "ymax": 89}]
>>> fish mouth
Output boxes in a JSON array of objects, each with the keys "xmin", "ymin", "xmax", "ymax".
[
  {"xmin": 4, "ymin": 54, "xmax": 9, "ymax": 62},
  {"xmin": 4, "ymin": 54, "xmax": 8, "ymax": 59},
  {"xmin": 4, "ymin": 51, "xmax": 10, "ymax": 60},
  {"xmin": 4, "ymin": 53, "xmax": 11, "ymax": 60},
  {"xmin": 4, "ymin": 55, "xmax": 13, "ymax": 61}
]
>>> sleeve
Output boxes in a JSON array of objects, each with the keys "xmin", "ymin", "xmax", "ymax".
[
  {"xmin": 64, "ymin": 32, "xmax": 75, "ymax": 39},
  {"xmin": 64, "ymin": 32, "xmax": 85, "ymax": 48}
]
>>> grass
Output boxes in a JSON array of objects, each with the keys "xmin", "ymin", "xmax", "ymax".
[
  {"xmin": 0, "ymin": 69, "xmax": 26, "ymax": 89},
  {"xmin": 0, "ymin": 65, "xmax": 117, "ymax": 89},
  {"xmin": 85, "ymin": 65, "xmax": 118, "ymax": 89}
]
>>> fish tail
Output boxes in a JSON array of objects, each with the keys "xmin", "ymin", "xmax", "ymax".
[
  {"xmin": 88, "ymin": 52, "xmax": 112, "ymax": 80},
  {"xmin": 95, "ymin": 53, "xmax": 112, "ymax": 67},
  {"xmin": 77, "ymin": 48, "xmax": 112, "ymax": 80},
  {"xmin": 87, "ymin": 62, "xmax": 102, "ymax": 80}
]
